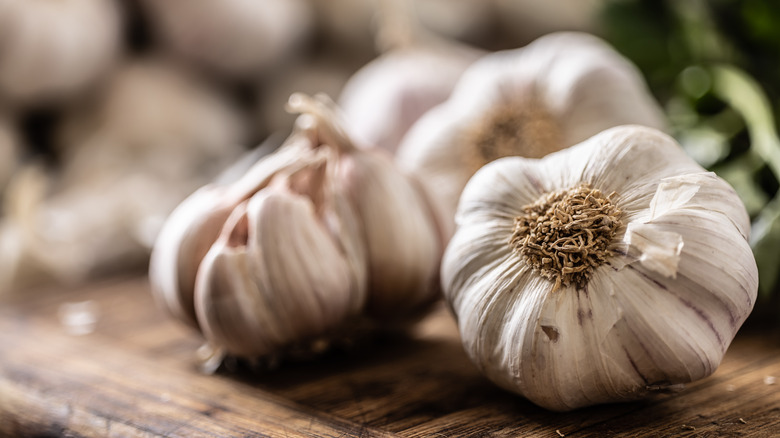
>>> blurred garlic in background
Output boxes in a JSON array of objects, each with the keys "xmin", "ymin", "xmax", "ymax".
[
  {"xmin": 396, "ymin": 32, "xmax": 666, "ymax": 240},
  {"xmin": 151, "ymin": 94, "xmax": 442, "ymax": 359},
  {"xmin": 139, "ymin": 0, "xmax": 314, "ymax": 78},
  {"xmin": 306, "ymin": 0, "xmax": 380, "ymax": 63},
  {"xmin": 0, "ymin": 114, "xmax": 21, "ymax": 195},
  {"xmin": 257, "ymin": 57, "xmax": 353, "ymax": 138},
  {"xmin": 492, "ymin": 0, "xmax": 604, "ymax": 46},
  {"xmin": 338, "ymin": 0, "xmax": 484, "ymax": 155},
  {"xmin": 0, "ymin": 60, "xmax": 249, "ymax": 292},
  {"xmin": 0, "ymin": 0, "xmax": 122, "ymax": 106},
  {"xmin": 413, "ymin": 0, "xmax": 496, "ymax": 46}
]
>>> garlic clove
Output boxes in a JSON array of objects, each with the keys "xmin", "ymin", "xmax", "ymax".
[
  {"xmin": 149, "ymin": 185, "xmax": 236, "ymax": 329},
  {"xmin": 287, "ymin": 93, "xmax": 443, "ymax": 318},
  {"xmin": 339, "ymin": 149, "xmax": 442, "ymax": 317},
  {"xmin": 149, "ymin": 139, "xmax": 318, "ymax": 329},
  {"xmin": 194, "ymin": 161, "xmax": 366, "ymax": 357},
  {"xmin": 442, "ymin": 125, "xmax": 758, "ymax": 411}
]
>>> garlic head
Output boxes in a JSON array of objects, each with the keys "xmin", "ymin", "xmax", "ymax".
[
  {"xmin": 442, "ymin": 125, "xmax": 758, "ymax": 411},
  {"xmin": 397, "ymin": 32, "xmax": 666, "ymax": 240},
  {"xmin": 150, "ymin": 93, "xmax": 442, "ymax": 360}
]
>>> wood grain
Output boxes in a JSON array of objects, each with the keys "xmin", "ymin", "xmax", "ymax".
[{"xmin": 0, "ymin": 277, "xmax": 778, "ymax": 437}]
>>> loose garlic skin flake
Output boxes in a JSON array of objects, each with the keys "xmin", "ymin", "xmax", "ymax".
[
  {"xmin": 397, "ymin": 32, "xmax": 666, "ymax": 240},
  {"xmin": 442, "ymin": 126, "xmax": 757, "ymax": 412}
]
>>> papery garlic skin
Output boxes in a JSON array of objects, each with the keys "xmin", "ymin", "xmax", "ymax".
[
  {"xmin": 442, "ymin": 125, "xmax": 757, "ymax": 411},
  {"xmin": 151, "ymin": 93, "xmax": 442, "ymax": 359},
  {"xmin": 140, "ymin": 0, "xmax": 313, "ymax": 78},
  {"xmin": 287, "ymin": 94, "xmax": 443, "ymax": 318},
  {"xmin": 339, "ymin": 45, "xmax": 481, "ymax": 155},
  {"xmin": 397, "ymin": 32, "xmax": 666, "ymax": 240},
  {"xmin": 0, "ymin": 0, "xmax": 121, "ymax": 105},
  {"xmin": 196, "ymin": 161, "xmax": 367, "ymax": 357}
]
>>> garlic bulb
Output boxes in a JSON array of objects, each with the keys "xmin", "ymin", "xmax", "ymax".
[
  {"xmin": 339, "ymin": 43, "xmax": 482, "ymax": 155},
  {"xmin": 442, "ymin": 125, "xmax": 758, "ymax": 411},
  {"xmin": 151, "ymin": 93, "xmax": 441, "ymax": 358},
  {"xmin": 0, "ymin": 0, "xmax": 121, "ymax": 105},
  {"xmin": 396, "ymin": 32, "xmax": 667, "ymax": 240},
  {"xmin": 140, "ymin": 0, "xmax": 313, "ymax": 78},
  {"xmin": 337, "ymin": 0, "xmax": 483, "ymax": 155}
]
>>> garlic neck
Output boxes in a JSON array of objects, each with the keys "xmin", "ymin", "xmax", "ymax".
[{"xmin": 510, "ymin": 183, "xmax": 623, "ymax": 291}]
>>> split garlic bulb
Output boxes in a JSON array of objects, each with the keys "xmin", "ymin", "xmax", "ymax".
[
  {"xmin": 140, "ymin": 0, "xmax": 313, "ymax": 78},
  {"xmin": 0, "ymin": 0, "xmax": 121, "ymax": 105},
  {"xmin": 396, "ymin": 32, "xmax": 666, "ymax": 240},
  {"xmin": 442, "ymin": 125, "xmax": 758, "ymax": 411},
  {"xmin": 151, "ymin": 94, "xmax": 441, "ymax": 358}
]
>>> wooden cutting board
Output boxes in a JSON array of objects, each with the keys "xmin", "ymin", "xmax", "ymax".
[{"xmin": 0, "ymin": 277, "xmax": 778, "ymax": 437}]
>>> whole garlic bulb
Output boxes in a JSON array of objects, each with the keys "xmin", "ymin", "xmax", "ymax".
[
  {"xmin": 442, "ymin": 125, "xmax": 758, "ymax": 411},
  {"xmin": 0, "ymin": 0, "xmax": 121, "ymax": 105},
  {"xmin": 151, "ymin": 94, "xmax": 442, "ymax": 358},
  {"xmin": 396, "ymin": 32, "xmax": 666, "ymax": 240},
  {"xmin": 140, "ymin": 0, "xmax": 313, "ymax": 78},
  {"xmin": 339, "ymin": 43, "xmax": 482, "ymax": 155}
]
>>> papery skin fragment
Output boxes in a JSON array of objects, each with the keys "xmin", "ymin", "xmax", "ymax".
[{"xmin": 441, "ymin": 125, "xmax": 758, "ymax": 411}]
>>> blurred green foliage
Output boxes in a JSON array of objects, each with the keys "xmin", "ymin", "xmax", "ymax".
[{"xmin": 600, "ymin": 0, "xmax": 780, "ymax": 314}]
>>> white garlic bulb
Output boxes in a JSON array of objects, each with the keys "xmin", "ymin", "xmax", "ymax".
[
  {"xmin": 442, "ymin": 125, "xmax": 758, "ymax": 411},
  {"xmin": 151, "ymin": 93, "xmax": 442, "ymax": 358},
  {"xmin": 337, "ymin": 0, "xmax": 483, "ymax": 155},
  {"xmin": 0, "ymin": 0, "xmax": 121, "ymax": 105},
  {"xmin": 396, "ymin": 32, "xmax": 667, "ymax": 240},
  {"xmin": 140, "ymin": 0, "xmax": 313, "ymax": 78},
  {"xmin": 339, "ymin": 43, "xmax": 482, "ymax": 155}
]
